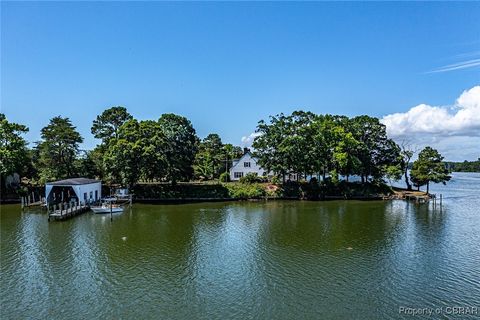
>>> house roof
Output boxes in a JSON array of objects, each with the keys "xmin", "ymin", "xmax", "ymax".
[
  {"xmin": 230, "ymin": 152, "xmax": 257, "ymax": 170},
  {"xmin": 46, "ymin": 178, "xmax": 101, "ymax": 186}
]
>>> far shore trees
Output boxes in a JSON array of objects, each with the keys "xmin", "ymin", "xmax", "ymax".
[
  {"xmin": 253, "ymin": 111, "xmax": 402, "ymax": 184},
  {"xmin": 89, "ymin": 106, "xmax": 134, "ymax": 180},
  {"xmin": 36, "ymin": 116, "xmax": 83, "ymax": 182},
  {"xmin": 103, "ymin": 113, "xmax": 198, "ymax": 186},
  {"xmin": 194, "ymin": 133, "xmax": 224, "ymax": 180},
  {"xmin": 0, "ymin": 114, "xmax": 30, "ymax": 188},
  {"xmin": 91, "ymin": 106, "xmax": 133, "ymax": 144},
  {"xmin": 1, "ymin": 108, "xmax": 463, "ymax": 193},
  {"xmin": 158, "ymin": 114, "xmax": 198, "ymax": 184},
  {"xmin": 410, "ymin": 147, "xmax": 451, "ymax": 193}
]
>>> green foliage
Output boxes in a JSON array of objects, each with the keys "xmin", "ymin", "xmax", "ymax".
[
  {"xmin": 103, "ymin": 119, "xmax": 143, "ymax": 187},
  {"xmin": 349, "ymin": 115, "xmax": 400, "ymax": 181},
  {"xmin": 132, "ymin": 182, "xmax": 268, "ymax": 200},
  {"xmin": 384, "ymin": 164, "xmax": 403, "ymax": 185},
  {"xmin": 37, "ymin": 116, "xmax": 83, "ymax": 182},
  {"xmin": 253, "ymin": 111, "xmax": 402, "ymax": 184},
  {"xmin": 444, "ymin": 159, "xmax": 480, "ymax": 172},
  {"xmin": 104, "ymin": 113, "xmax": 198, "ymax": 186},
  {"xmin": 410, "ymin": 146, "xmax": 451, "ymax": 193},
  {"xmin": 194, "ymin": 133, "xmax": 225, "ymax": 180},
  {"xmin": 132, "ymin": 183, "xmax": 230, "ymax": 199},
  {"xmin": 239, "ymin": 172, "xmax": 266, "ymax": 184},
  {"xmin": 103, "ymin": 119, "xmax": 168, "ymax": 186},
  {"xmin": 224, "ymin": 183, "xmax": 266, "ymax": 199},
  {"xmin": 270, "ymin": 175, "xmax": 280, "ymax": 184},
  {"xmin": 75, "ymin": 149, "xmax": 104, "ymax": 179},
  {"xmin": 194, "ymin": 151, "xmax": 214, "ymax": 180},
  {"xmin": 159, "ymin": 114, "xmax": 198, "ymax": 184},
  {"xmin": 0, "ymin": 114, "xmax": 30, "ymax": 179},
  {"xmin": 219, "ymin": 172, "xmax": 230, "ymax": 182},
  {"xmin": 91, "ymin": 106, "xmax": 133, "ymax": 144}
]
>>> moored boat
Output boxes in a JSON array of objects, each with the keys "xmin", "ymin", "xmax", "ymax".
[{"xmin": 90, "ymin": 197, "xmax": 125, "ymax": 214}]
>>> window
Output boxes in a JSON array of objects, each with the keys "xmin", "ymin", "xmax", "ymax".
[
  {"xmin": 234, "ymin": 172, "xmax": 244, "ymax": 179},
  {"xmin": 95, "ymin": 190, "xmax": 98, "ymax": 200},
  {"xmin": 90, "ymin": 191, "xmax": 93, "ymax": 199},
  {"xmin": 244, "ymin": 162, "xmax": 251, "ymax": 168}
]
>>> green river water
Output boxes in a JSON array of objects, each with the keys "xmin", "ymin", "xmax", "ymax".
[{"xmin": 1, "ymin": 172, "xmax": 479, "ymax": 319}]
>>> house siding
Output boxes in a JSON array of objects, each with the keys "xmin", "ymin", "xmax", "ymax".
[{"xmin": 229, "ymin": 152, "xmax": 267, "ymax": 181}]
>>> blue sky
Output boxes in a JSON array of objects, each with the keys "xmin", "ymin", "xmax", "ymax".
[{"xmin": 2, "ymin": 2, "xmax": 479, "ymax": 161}]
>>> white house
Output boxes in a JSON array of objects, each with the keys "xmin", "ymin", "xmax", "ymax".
[
  {"xmin": 229, "ymin": 152, "xmax": 268, "ymax": 181},
  {"xmin": 45, "ymin": 178, "xmax": 102, "ymax": 205}
]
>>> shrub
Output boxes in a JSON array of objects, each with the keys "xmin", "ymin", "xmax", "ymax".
[
  {"xmin": 239, "ymin": 172, "xmax": 261, "ymax": 184},
  {"xmin": 219, "ymin": 172, "xmax": 230, "ymax": 182},
  {"xmin": 270, "ymin": 176, "xmax": 280, "ymax": 184},
  {"xmin": 225, "ymin": 183, "xmax": 266, "ymax": 199}
]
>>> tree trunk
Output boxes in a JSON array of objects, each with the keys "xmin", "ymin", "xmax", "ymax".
[
  {"xmin": 404, "ymin": 169, "xmax": 412, "ymax": 190},
  {"xmin": 426, "ymin": 181, "xmax": 429, "ymax": 194}
]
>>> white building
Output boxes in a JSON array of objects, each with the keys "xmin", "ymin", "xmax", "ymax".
[
  {"xmin": 45, "ymin": 178, "xmax": 102, "ymax": 205},
  {"xmin": 229, "ymin": 152, "xmax": 268, "ymax": 181}
]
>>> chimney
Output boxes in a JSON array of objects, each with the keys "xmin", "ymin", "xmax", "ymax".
[{"xmin": 243, "ymin": 147, "xmax": 250, "ymax": 155}]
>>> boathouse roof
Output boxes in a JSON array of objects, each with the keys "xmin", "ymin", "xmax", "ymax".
[{"xmin": 46, "ymin": 178, "xmax": 101, "ymax": 186}]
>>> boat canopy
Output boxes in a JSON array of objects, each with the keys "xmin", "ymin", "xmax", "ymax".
[{"xmin": 45, "ymin": 178, "xmax": 102, "ymax": 205}]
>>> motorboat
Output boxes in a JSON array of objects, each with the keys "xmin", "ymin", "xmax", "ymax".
[{"xmin": 90, "ymin": 197, "xmax": 124, "ymax": 214}]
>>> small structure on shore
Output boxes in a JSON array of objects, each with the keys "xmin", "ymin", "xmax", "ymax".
[
  {"xmin": 229, "ymin": 149, "xmax": 298, "ymax": 182},
  {"xmin": 45, "ymin": 178, "xmax": 102, "ymax": 206},
  {"xmin": 45, "ymin": 178, "xmax": 101, "ymax": 221}
]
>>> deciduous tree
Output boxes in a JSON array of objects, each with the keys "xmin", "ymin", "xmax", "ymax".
[
  {"xmin": 0, "ymin": 114, "xmax": 30, "ymax": 180},
  {"xmin": 410, "ymin": 146, "xmax": 451, "ymax": 193},
  {"xmin": 159, "ymin": 114, "xmax": 198, "ymax": 184}
]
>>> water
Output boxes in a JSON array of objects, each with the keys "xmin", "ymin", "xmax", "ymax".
[{"xmin": 1, "ymin": 173, "xmax": 479, "ymax": 319}]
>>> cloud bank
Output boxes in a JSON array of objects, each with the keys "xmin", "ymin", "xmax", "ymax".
[
  {"xmin": 381, "ymin": 86, "xmax": 480, "ymax": 161},
  {"xmin": 241, "ymin": 132, "xmax": 261, "ymax": 147}
]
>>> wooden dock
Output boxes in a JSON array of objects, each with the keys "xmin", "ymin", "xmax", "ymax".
[
  {"xmin": 405, "ymin": 194, "xmax": 430, "ymax": 203},
  {"xmin": 21, "ymin": 192, "xmax": 45, "ymax": 209},
  {"xmin": 392, "ymin": 188, "xmax": 443, "ymax": 207},
  {"xmin": 48, "ymin": 201, "xmax": 90, "ymax": 221}
]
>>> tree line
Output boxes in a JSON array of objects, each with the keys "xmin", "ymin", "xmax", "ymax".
[
  {"xmin": 0, "ymin": 108, "xmax": 243, "ymax": 189},
  {"xmin": 1, "ymin": 108, "xmax": 453, "ymax": 193},
  {"xmin": 444, "ymin": 159, "xmax": 480, "ymax": 173},
  {"xmin": 252, "ymin": 111, "xmax": 451, "ymax": 191}
]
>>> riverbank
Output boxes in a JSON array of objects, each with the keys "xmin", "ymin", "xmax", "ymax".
[
  {"xmin": 132, "ymin": 181, "xmax": 392, "ymax": 202},
  {"xmin": 1, "ymin": 181, "xmax": 394, "ymax": 204}
]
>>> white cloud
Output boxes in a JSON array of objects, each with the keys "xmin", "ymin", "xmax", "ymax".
[
  {"xmin": 382, "ymin": 86, "xmax": 480, "ymax": 137},
  {"xmin": 241, "ymin": 132, "xmax": 261, "ymax": 147},
  {"xmin": 381, "ymin": 86, "xmax": 480, "ymax": 161}
]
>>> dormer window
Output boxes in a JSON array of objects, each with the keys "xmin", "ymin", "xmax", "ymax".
[{"xmin": 244, "ymin": 162, "xmax": 251, "ymax": 168}]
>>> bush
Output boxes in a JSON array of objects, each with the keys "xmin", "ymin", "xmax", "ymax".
[
  {"xmin": 132, "ymin": 183, "xmax": 230, "ymax": 199},
  {"xmin": 270, "ymin": 176, "xmax": 280, "ymax": 184},
  {"xmin": 225, "ymin": 183, "xmax": 266, "ymax": 199},
  {"xmin": 239, "ymin": 172, "xmax": 261, "ymax": 184},
  {"xmin": 219, "ymin": 172, "xmax": 230, "ymax": 182}
]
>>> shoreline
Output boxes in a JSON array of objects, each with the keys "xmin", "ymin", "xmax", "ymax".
[
  {"xmin": 1, "ymin": 195, "xmax": 389, "ymax": 206},
  {"xmin": 1, "ymin": 182, "xmax": 432, "ymax": 206}
]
